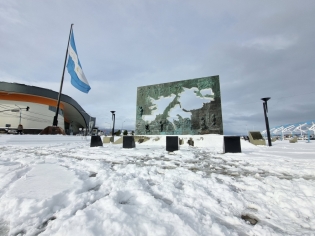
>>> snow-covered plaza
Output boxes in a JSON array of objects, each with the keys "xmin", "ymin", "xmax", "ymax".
[{"xmin": 0, "ymin": 135, "xmax": 314, "ymax": 235}]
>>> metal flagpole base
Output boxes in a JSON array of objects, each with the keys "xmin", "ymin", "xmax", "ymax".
[{"xmin": 40, "ymin": 126, "xmax": 66, "ymax": 135}]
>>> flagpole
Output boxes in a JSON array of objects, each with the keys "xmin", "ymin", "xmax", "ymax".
[{"xmin": 53, "ymin": 23, "xmax": 74, "ymax": 126}]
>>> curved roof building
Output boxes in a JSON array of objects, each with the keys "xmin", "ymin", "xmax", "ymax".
[{"xmin": 0, "ymin": 82, "xmax": 95, "ymax": 134}]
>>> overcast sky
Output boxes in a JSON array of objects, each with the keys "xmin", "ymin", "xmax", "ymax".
[{"xmin": 1, "ymin": 0, "xmax": 314, "ymax": 134}]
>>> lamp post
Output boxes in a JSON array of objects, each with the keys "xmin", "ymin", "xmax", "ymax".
[
  {"xmin": 0, "ymin": 107, "xmax": 29, "ymax": 123},
  {"xmin": 110, "ymin": 111, "xmax": 116, "ymax": 137},
  {"xmin": 121, "ymin": 120, "xmax": 125, "ymax": 131},
  {"xmin": 103, "ymin": 122, "xmax": 111, "ymax": 135},
  {"xmin": 1, "ymin": 105, "xmax": 30, "ymax": 135},
  {"xmin": 14, "ymin": 105, "xmax": 23, "ymax": 124},
  {"xmin": 14, "ymin": 105, "xmax": 29, "ymax": 124},
  {"xmin": 5, "ymin": 105, "xmax": 30, "ymax": 124},
  {"xmin": 261, "ymin": 97, "xmax": 272, "ymax": 146},
  {"xmin": 104, "ymin": 122, "xmax": 111, "ymax": 129}
]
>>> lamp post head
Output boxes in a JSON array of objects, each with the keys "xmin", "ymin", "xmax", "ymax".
[
  {"xmin": 261, "ymin": 97, "xmax": 271, "ymax": 102},
  {"xmin": 110, "ymin": 111, "xmax": 116, "ymax": 114}
]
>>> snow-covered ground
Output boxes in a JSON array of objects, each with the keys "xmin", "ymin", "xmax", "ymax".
[{"xmin": 0, "ymin": 134, "xmax": 314, "ymax": 236}]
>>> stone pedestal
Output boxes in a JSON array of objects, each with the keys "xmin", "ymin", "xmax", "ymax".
[
  {"xmin": 90, "ymin": 136, "xmax": 103, "ymax": 147},
  {"xmin": 224, "ymin": 136, "xmax": 241, "ymax": 153},
  {"xmin": 103, "ymin": 137, "xmax": 111, "ymax": 143},
  {"xmin": 166, "ymin": 136, "xmax": 179, "ymax": 152},
  {"xmin": 123, "ymin": 136, "xmax": 135, "ymax": 148}
]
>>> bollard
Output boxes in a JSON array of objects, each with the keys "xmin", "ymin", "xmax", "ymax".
[
  {"xmin": 179, "ymin": 138, "xmax": 184, "ymax": 145},
  {"xmin": 187, "ymin": 138, "xmax": 194, "ymax": 146}
]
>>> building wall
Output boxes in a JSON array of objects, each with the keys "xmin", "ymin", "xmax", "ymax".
[
  {"xmin": 0, "ymin": 100, "xmax": 64, "ymax": 130},
  {"xmin": 0, "ymin": 82, "xmax": 95, "ymax": 135},
  {"xmin": 135, "ymin": 75, "xmax": 223, "ymax": 135}
]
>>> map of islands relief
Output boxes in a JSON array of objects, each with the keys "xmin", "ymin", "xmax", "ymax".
[{"xmin": 135, "ymin": 76, "xmax": 223, "ymax": 135}]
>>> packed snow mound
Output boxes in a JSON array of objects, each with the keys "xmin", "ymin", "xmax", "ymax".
[
  {"xmin": 7, "ymin": 164, "xmax": 79, "ymax": 200},
  {"xmin": 0, "ymin": 135, "xmax": 314, "ymax": 235}
]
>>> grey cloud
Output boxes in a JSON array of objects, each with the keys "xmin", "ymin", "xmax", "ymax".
[{"xmin": 1, "ymin": 0, "xmax": 315, "ymax": 133}]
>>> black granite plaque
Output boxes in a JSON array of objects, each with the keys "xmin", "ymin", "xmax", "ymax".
[
  {"xmin": 224, "ymin": 136, "xmax": 241, "ymax": 153},
  {"xmin": 123, "ymin": 136, "xmax": 136, "ymax": 148},
  {"xmin": 250, "ymin": 132, "xmax": 264, "ymax": 140},
  {"xmin": 166, "ymin": 136, "xmax": 179, "ymax": 152},
  {"xmin": 90, "ymin": 136, "xmax": 103, "ymax": 147}
]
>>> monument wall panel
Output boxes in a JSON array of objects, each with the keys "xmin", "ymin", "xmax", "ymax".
[{"xmin": 135, "ymin": 75, "xmax": 223, "ymax": 135}]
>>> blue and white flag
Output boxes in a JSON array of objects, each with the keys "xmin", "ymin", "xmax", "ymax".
[{"xmin": 67, "ymin": 31, "xmax": 91, "ymax": 93}]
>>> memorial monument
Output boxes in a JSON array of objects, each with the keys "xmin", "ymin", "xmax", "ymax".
[{"xmin": 135, "ymin": 75, "xmax": 223, "ymax": 135}]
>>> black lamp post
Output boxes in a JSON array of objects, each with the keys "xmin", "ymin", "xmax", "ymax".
[
  {"xmin": 110, "ymin": 111, "xmax": 116, "ymax": 138},
  {"xmin": 261, "ymin": 97, "xmax": 272, "ymax": 146}
]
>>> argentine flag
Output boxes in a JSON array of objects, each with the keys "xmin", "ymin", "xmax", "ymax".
[{"xmin": 67, "ymin": 31, "xmax": 91, "ymax": 93}]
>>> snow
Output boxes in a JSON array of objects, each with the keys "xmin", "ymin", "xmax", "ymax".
[{"xmin": 0, "ymin": 134, "xmax": 314, "ymax": 235}]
